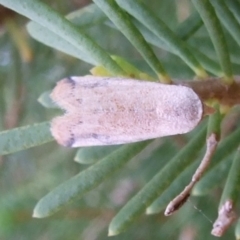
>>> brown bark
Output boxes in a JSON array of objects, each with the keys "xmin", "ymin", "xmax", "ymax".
[{"xmin": 176, "ymin": 76, "xmax": 240, "ymax": 107}]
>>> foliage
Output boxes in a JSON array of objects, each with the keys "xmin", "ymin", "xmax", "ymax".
[{"xmin": 0, "ymin": 0, "xmax": 240, "ymax": 239}]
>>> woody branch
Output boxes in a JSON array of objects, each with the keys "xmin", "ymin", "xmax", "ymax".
[{"xmin": 177, "ymin": 76, "xmax": 240, "ymax": 106}]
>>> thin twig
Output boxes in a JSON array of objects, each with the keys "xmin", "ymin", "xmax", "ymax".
[{"xmin": 165, "ymin": 133, "xmax": 218, "ymax": 216}]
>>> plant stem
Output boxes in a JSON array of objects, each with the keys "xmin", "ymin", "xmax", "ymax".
[{"xmin": 177, "ymin": 76, "xmax": 240, "ymax": 106}]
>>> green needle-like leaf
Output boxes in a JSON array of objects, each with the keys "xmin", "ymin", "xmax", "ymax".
[
  {"xmin": 192, "ymin": 0, "xmax": 233, "ymax": 84},
  {"xmin": 38, "ymin": 91, "xmax": 59, "ymax": 109},
  {"xmin": 235, "ymin": 218, "xmax": 240, "ymax": 239},
  {"xmin": 74, "ymin": 145, "xmax": 120, "ymax": 164},
  {"xmin": 207, "ymin": 104, "xmax": 222, "ymax": 139},
  {"xmin": 226, "ymin": 0, "xmax": 240, "ymax": 24},
  {"xmin": 108, "ymin": 125, "xmax": 206, "ymax": 236},
  {"xmin": 65, "ymin": 3, "xmax": 107, "ymax": 27},
  {"xmin": 0, "ymin": 0, "xmax": 125, "ymax": 75},
  {"xmin": 219, "ymin": 148, "xmax": 240, "ymax": 208},
  {"xmin": 33, "ymin": 141, "xmax": 151, "ymax": 218},
  {"xmin": 93, "ymin": 0, "xmax": 170, "ymax": 83},
  {"xmin": 210, "ymin": 0, "xmax": 240, "ymax": 49},
  {"xmin": 107, "ymin": 17, "xmax": 221, "ymax": 76},
  {"xmin": 27, "ymin": 3, "xmax": 107, "ymax": 65},
  {"xmin": 91, "ymin": 55, "xmax": 154, "ymax": 80},
  {"xmin": 111, "ymin": 19, "xmax": 221, "ymax": 76},
  {"xmin": 175, "ymin": 11, "xmax": 203, "ymax": 41},
  {"xmin": 191, "ymin": 49, "xmax": 222, "ymax": 76},
  {"xmin": 27, "ymin": 21, "xmax": 96, "ymax": 65},
  {"xmin": 116, "ymin": 0, "xmax": 207, "ymax": 78},
  {"xmin": 0, "ymin": 122, "xmax": 53, "ymax": 155}
]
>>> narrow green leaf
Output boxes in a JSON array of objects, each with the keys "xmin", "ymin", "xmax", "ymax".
[
  {"xmin": 138, "ymin": 22, "xmax": 222, "ymax": 76},
  {"xmin": 27, "ymin": 3, "xmax": 107, "ymax": 65},
  {"xmin": 91, "ymin": 55, "xmax": 154, "ymax": 81},
  {"xmin": 174, "ymin": 12, "xmax": 222, "ymax": 76},
  {"xmin": 0, "ymin": 122, "xmax": 53, "ymax": 155},
  {"xmin": 141, "ymin": 139, "xmax": 177, "ymax": 181},
  {"xmin": 235, "ymin": 218, "xmax": 240, "ymax": 240},
  {"xmin": 219, "ymin": 148, "xmax": 240, "ymax": 207},
  {"xmin": 108, "ymin": 125, "xmax": 207, "ymax": 236},
  {"xmin": 107, "ymin": 19, "xmax": 221, "ymax": 76},
  {"xmin": 74, "ymin": 145, "xmax": 120, "ymax": 164},
  {"xmin": 65, "ymin": 3, "xmax": 107, "ymax": 27},
  {"xmin": 0, "ymin": 0, "xmax": 125, "ymax": 75},
  {"xmin": 33, "ymin": 141, "xmax": 151, "ymax": 218},
  {"xmin": 210, "ymin": 0, "xmax": 240, "ymax": 49},
  {"xmin": 226, "ymin": 0, "xmax": 240, "ymax": 24},
  {"xmin": 192, "ymin": 0, "xmax": 233, "ymax": 84},
  {"xmin": 38, "ymin": 91, "xmax": 58, "ymax": 109},
  {"xmin": 27, "ymin": 21, "xmax": 96, "ymax": 65},
  {"xmin": 93, "ymin": 0, "xmax": 170, "ymax": 83},
  {"xmin": 110, "ymin": 56, "xmax": 154, "ymax": 80},
  {"xmin": 175, "ymin": 11, "xmax": 203, "ymax": 41},
  {"xmin": 191, "ymin": 48, "xmax": 222, "ymax": 76},
  {"xmin": 116, "ymin": 0, "xmax": 207, "ymax": 78},
  {"xmin": 207, "ymin": 104, "xmax": 222, "ymax": 139}
]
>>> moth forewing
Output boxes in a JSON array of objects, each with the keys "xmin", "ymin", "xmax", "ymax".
[{"xmin": 50, "ymin": 76, "xmax": 203, "ymax": 147}]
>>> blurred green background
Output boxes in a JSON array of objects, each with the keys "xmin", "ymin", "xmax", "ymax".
[{"xmin": 0, "ymin": 0, "xmax": 239, "ymax": 239}]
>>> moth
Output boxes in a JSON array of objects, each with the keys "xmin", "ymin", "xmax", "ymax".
[{"xmin": 50, "ymin": 76, "xmax": 203, "ymax": 147}]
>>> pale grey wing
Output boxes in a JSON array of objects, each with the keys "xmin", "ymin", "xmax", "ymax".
[
  {"xmin": 50, "ymin": 76, "xmax": 203, "ymax": 147},
  {"xmin": 51, "ymin": 76, "xmax": 121, "ymax": 112},
  {"xmin": 50, "ymin": 113, "xmax": 140, "ymax": 147},
  {"xmin": 50, "ymin": 77, "xmax": 81, "ymax": 111}
]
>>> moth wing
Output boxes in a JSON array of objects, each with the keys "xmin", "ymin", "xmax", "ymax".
[{"xmin": 51, "ymin": 76, "xmax": 203, "ymax": 147}]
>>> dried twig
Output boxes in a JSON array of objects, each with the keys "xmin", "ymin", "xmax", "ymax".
[
  {"xmin": 165, "ymin": 133, "xmax": 218, "ymax": 215},
  {"xmin": 211, "ymin": 200, "xmax": 236, "ymax": 237}
]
